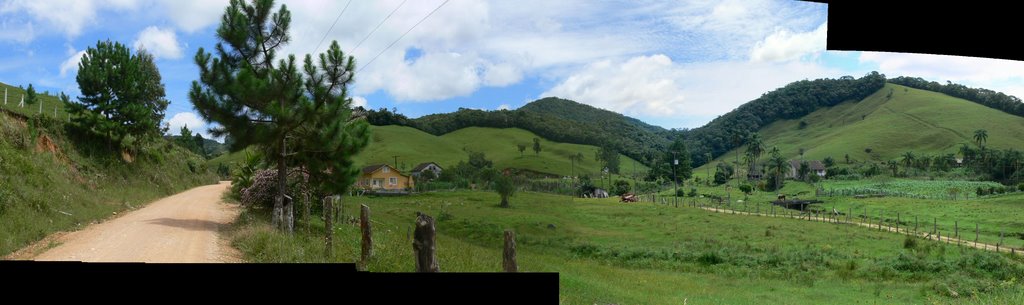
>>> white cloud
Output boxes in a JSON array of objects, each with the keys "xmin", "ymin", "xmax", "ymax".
[
  {"xmin": 133, "ymin": 26, "xmax": 183, "ymax": 59},
  {"xmin": 157, "ymin": 0, "xmax": 228, "ymax": 32},
  {"xmin": 166, "ymin": 112, "xmax": 206, "ymax": 136},
  {"xmin": 0, "ymin": 0, "xmax": 137, "ymax": 38},
  {"xmin": 750, "ymin": 22, "xmax": 827, "ymax": 62},
  {"xmin": 543, "ymin": 54, "xmax": 839, "ymax": 124},
  {"xmin": 59, "ymin": 49, "xmax": 87, "ymax": 77},
  {"xmin": 351, "ymin": 96, "xmax": 368, "ymax": 108},
  {"xmin": 664, "ymin": 0, "xmax": 825, "ymax": 60},
  {"xmin": 0, "ymin": 19, "xmax": 35, "ymax": 43},
  {"xmin": 483, "ymin": 63, "xmax": 522, "ymax": 87},
  {"xmin": 859, "ymin": 52, "xmax": 1024, "ymax": 98},
  {"xmin": 277, "ymin": 0, "xmax": 651, "ymax": 102},
  {"xmin": 497, "ymin": 104, "xmax": 511, "ymax": 110}
]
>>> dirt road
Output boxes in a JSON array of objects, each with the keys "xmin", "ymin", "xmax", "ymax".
[{"xmin": 24, "ymin": 181, "xmax": 242, "ymax": 263}]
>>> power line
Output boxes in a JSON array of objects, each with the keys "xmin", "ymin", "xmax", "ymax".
[
  {"xmin": 358, "ymin": 0, "xmax": 449, "ymax": 74},
  {"xmin": 313, "ymin": 0, "xmax": 353, "ymax": 55},
  {"xmin": 349, "ymin": 0, "xmax": 408, "ymax": 55}
]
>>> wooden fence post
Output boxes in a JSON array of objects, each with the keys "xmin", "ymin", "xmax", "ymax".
[
  {"xmin": 1000, "ymin": 231, "xmax": 1004, "ymax": 252},
  {"xmin": 976, "ymin": 223, "xmax": 979, "ymax": 247},
  {"xmin": 414, "ymin": 212, "xmax": 440, "ymax": 272},
  {"xmin": 954, "ymin": 221, "xmax": 959, "ymax": 246},
  {"xmin": 504, "ymin": 230, "xmax": 517, "ymax": 272},
  {"xmin": 896, "ymin": 212, "xmax": 900, "ymax": 233},
  {"xmin": 933, "ymin": 218, "xmax": 937, "ymax": 235},
  {"xmin": 361, "ymin": 204, "xmax": 373, "ymax": 268},
  {"xmin": 324, "ymin": 196, "xmax": 333, "ymax": 259}
]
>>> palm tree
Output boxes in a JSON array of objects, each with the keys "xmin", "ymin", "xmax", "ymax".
[
  {"xmin": 887, "ymin": 160, "xmax": 899, "ymax": 177},
  {"xmin": 731, "ymin": 130, "xmax": 745, "ymax": 187},
  {"xmin": 746, "ymin": 133, "xmax": 765, "ymax": 180},
  {"xmin": 901, "ymin": 151, "xmax": 915, "ymax": 168},
  {"xmin": 742, "ymin": 153, "xmax": 754, "ymax": 180},
  {"xmin": 766, "ymin": 151, "xmax": 787, "ymax": 191},
  {"xmin": 705, "ymin": 151, "xmax": 713, "ymax": 182},
  {"xmin": 974, "ymin": 129, "xmax": 988, "ymax": 148}
]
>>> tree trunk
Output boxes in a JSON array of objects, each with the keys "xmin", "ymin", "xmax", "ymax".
[
  {"xmin": 360, "ymin": 204, "xmax": 373, "ymax": 270},
  {"xmin": 273, "ymin": 138, "xmax": 286, "ymax": 230},
  {"xmin": 304, "ymin": 192, "xmax": 310, "ymax": 234},
  {"xmin": 503, "ymin": 230, "xmax": 517, "ymax": 272},
  {"xmin": 413, "ymin": 212, "xmax": 439, "ymax": 272},
  {"xmin": 500, "ymin": 195, "xmax": 509, "ymax": 208},
  {"xmin": 324, "ymin": 196, "xmax": 333, "ymax": 259}
]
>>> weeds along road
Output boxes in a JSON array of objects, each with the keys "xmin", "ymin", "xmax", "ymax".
[{"xmin": 25, "ymin": 181, "xmax": 242, "ymax": 263}]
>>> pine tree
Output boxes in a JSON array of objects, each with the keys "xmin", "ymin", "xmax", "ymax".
[
  {"xmin": 190, "ymin": 0, "xmax": 369, "ymax": 231},
  {"xmin": 25, "ymin": 84, "xmax": 37, "ymax": 105},
  {"xmin": 70, "ymin": 41, "xmax": 168, "ymax": 151}
]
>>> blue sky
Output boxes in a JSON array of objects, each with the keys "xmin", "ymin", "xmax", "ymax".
[{"xmin": 4, "ymin": 0, "xmax": 1024, "ymax": 141}]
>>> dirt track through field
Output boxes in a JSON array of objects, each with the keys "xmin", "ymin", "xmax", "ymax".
[{"xmin": 23, "ymin": 181, "xmax": 242, "ymax": 263}]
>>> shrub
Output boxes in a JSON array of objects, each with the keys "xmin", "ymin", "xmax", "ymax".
[
  {"xmin": 1019, "ymin": 183, "xmax": 1024, "ymax": 192},
  {"xmin": 697, "ymin": 252, "xmax": 724, "ymax": 265},
  {"xmin": 903, "ymin": 236, "xmax": 918, "ymax": 249},
  {"xmin": 611, "ymin": 180, "xmax": 631, "ymax": 196},
  {"xmin": 240, "ymin": 168, "xmax": 311, "ymax": 208},
  {"xmin": 675, "ymin": 188, "xmax": 685, "ymax": 197},
  {"xmin": 738, "ymin": 184, "xmax": 753, "ymax": 195},
  {"xmin": 687, "ymin": 188, "xmax": 697, "ymax": 197}
]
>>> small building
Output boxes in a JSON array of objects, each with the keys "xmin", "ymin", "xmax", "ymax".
[
  {"xmin": 411, "ymin": 162, "xmax": 443, "ymax": 178},
  {"xmin": 357, "ymin": 164, "xmax": 414, "ymax": 191},
  {"xmin": 787, "ymin": 160, "xmax": 827, "ymax": 178},
  {"xmin": 746, "ymin": 165, "xmax": 764, "ymax": 180}
]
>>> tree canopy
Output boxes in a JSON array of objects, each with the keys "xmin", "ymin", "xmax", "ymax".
[
  {"xmin": 69, "ymin": 40, "xmax": 169, "ymax": 150},
  {"xmin": 190, "ymin": 0, "xmax": 370, "ymax": 231}
]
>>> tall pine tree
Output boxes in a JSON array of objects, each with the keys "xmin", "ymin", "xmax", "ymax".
[
  {"xmin": 190, "ymin": 0, "xmax": 369, "ymax": 231},
  {"xmin": 70, "ymin": 41, "xmax": 168, "ymax": 151}
]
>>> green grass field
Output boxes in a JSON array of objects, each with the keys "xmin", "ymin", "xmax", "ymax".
[
  {"xmin": 820, "ymin": 178, "xmax": 1005, "ymax": 199},
  {"xmin": 0, "ymin": 109, "xmax": 217, "ymax": 256},
  {"xmin": 228, "ymin": 189, "xmax": 1024, "ymax": 304},
  {"xmin": 646, "ymin": 175, "xmax": 1024, "ymax": 254},
  {"xmin": 695, "ymin": 83, "xmax": 1024, "ymax": 176},
  {"xmin": 210, "ymin": 125, "xmax": 650, "ymax": 178}
]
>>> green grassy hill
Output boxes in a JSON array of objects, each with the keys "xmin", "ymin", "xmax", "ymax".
[
  {"xmin": 211, "ymin": 125, "xmax": 650, "ymax": 178},
  {"xmin": 696, "ymin": 83, "xmax": 1024, "ymax": 175},
  {"xmin": 0, "ymin": 82, "xmax": 73, "ymax": 120},
  {"xmin": 0, "ymin": 82, "xmax": 218, "ymax": 256}
]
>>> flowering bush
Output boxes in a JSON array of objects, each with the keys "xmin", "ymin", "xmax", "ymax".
[{"xmin": 241, "ymin": 168, "xmax": 311, "ymax": 208}]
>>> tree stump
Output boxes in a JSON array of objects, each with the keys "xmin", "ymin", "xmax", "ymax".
[
  {"xmin": 503, "ymin": 230, "xmax": 517, "ymax": 272},
  {"xmin": 361, "ymin": 204, "xmax": 373, "ymax": 269},
  {"xmin": 414, "ymin": 212, "xmax": 440, "ymax": 272}
]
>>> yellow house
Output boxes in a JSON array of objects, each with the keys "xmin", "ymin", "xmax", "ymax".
[{"xmin": 357, "ymin": 164, "xmax": 414, "ymax": 191}]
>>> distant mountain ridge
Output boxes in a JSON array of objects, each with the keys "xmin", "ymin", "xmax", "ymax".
[{"xmin": 363, "ymin": 71, "xmax": 1024, "ymax": 170}]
